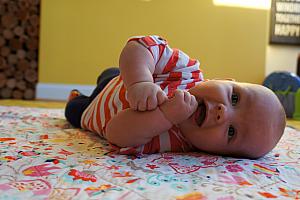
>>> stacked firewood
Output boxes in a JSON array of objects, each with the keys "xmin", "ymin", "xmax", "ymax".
[{"xmin": 0, "ymin": 0, "xmax": 39, "ymax": 99}]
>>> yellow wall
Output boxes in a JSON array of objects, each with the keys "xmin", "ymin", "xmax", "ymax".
[{"xmin": 39, "ymin": 0, "xmax": 268, "ymax": 85}]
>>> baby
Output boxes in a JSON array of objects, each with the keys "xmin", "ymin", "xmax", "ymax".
[{"xmin": 65, "ymin": 35, "xmax": 286, "ymax": 159}]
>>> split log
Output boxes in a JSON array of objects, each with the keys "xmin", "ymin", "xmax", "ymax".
[
  {"xmin": 0, "ymin": 0, "xmax": 10, "ymax": 4},
  {"xmin": 6, "ymin": 78, "xmax": 16, "ymax": 89},
  {"xmin": 0, "ymin": 3, "xmax": 5, "ymax": 15},
  {"xmin": 31, "ymin": 0, "xmax": 40, "ymax": 6},
  {"xmin": 7, "ymin": 1, "xmax": 18, "ymax": 13},
  {"xmin": 0, "ymin": 73, "xmax": 6, "ymax": 88},
  {"xmin": 17, "ymin": 9, "xmax": 29, "ymax": 21},
  {"xmin": 1, "ymin": 88, "xmax": 12, "ymax": 98},
  {"xmin": 0, "ymin": 36, "xmax": 5, "ymax": 47},
  {"xmin": 7, "ymin": 54, "xmax": 18, "ymax": 65},
  {"xmin": 0, "ymin": 57, "xmax": 7, "ymax": 69},
  {"xmin": 17, "ymin": 59, "xmax": 30, "ymax": 71},
  {"xmin": 1, "ymin": 47, "xmax": 10, "ymax": 57},
  {"xmin": 12, "ymin": 89, "xmax": 23, "ymax": 99},
  {"xmin": 17, "ymin": 49, "xmax": 26, "ymax": 59},
  {"xmin": 4, "ymin": 66, "xmax": 15, "ymax": 77},
  {"xmin": 27, "ymin": 50, "xmax": 37, "ymax": 60},
  {"xmin": 14, "ymin": 26, "xmax": 24, "ymax": 36},
  {"xmin": 3, "ymin": 29, "xmax": 14, "ymax": 39},
  {"xmin": 24, "ymin": 88, "xmax": 34, "ymax": 99},
  {"xmin": 16, "ymin": 80, "xmax": 26, "ymax": 90},
  {"xmin": 26, "ymin": 26, "xmax": 38, "ymax": 37},
  {"xmin": 29, "ymin": 14, "xmax": 39, "ymax": 26},
  {"xmin": 25, "ymin": 69, "xmax": 37, "ymax": 82},
  {"xmin": 1, "ymin": 14, "xmax": 18, "ymax": 28},
  {"xmin": 30, "ymin": 60, "xmax": 37, "ymax": 68},
  {"xmin": 18, "ymin": 0, "xmax": 30, "ymax": 9},
  {"xmin": 15, "ymin": 70, "xmax": 24, "ymax": 81},
  {"xmin": 9, "ymin": 38, "xmax": 23, "ymax": 50},
  {"xmin": 26, "ymin": 38, "xmax": 38, "ymax": 50}
]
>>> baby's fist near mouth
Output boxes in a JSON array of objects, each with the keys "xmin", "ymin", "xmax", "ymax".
[
  {"xmin": 127, "ymin": 82, "xmax": 167, "ymax": 111},
  {"xmin": 159, "ymin": 90, "xmax": 198, "ymax": 125}
]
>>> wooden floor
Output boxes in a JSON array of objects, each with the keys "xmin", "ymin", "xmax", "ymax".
[
  {"xmin": 287, "ymin": 119, "xmax": 300, "ymax": 130},
  {"xmin": 0, "ymin": 99, "xmax": 299, "ymax": 129},
  {"xmin": 0, "ymin": 99, "xmax": 66, "ymax": 108}
]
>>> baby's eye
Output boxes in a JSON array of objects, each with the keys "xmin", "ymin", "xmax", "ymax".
[
  {"xmin": 231, "ymin": 93, "xmax": 239, "ymax": 106},
  {"xmin": 228, "ymin": 125, "xmax": 235, "ymax": 140}
]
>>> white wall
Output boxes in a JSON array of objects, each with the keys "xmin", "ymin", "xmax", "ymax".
[{"xmin": 266, "ymin": 45, "xmax": 300, "ymax": 76}]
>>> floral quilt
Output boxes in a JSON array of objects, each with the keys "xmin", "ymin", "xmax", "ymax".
[{"xmin": 0, "ymin": 106, "xmax": 299, "ymax": 200}]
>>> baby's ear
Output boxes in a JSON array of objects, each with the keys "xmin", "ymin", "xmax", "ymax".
[{"xmin": 212, "ymin": 78, "xmax": 236, "ymax": 81}]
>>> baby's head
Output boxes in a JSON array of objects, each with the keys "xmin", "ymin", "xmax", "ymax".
[{"xmin": 181, "ymin": 79, "xmax": 286, "ymax": 159}]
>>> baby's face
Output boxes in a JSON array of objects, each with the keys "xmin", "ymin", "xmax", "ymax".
[{"xmin": 181, "ymin": 80, "xmax": 285, "ymax": 158}]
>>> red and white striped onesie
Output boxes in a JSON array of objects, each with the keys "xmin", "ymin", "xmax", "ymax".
[{"xmin": 81, "ymin": 35, "xmax": 204, "ymax": 154}]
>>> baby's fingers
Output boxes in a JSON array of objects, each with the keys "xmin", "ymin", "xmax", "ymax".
[
  {"xmin": 157, "ymin": 90, "xmax": 168, "ymax": 105},
  {"xmin": 128, "ymin": 98, "xmax": 138, "ymax": 111},
  {"xmin": 147, "ymin": 94, "xmax": 157, "ymax": 110},
  {"xmin": 137, "ymin": 98, "xmax": 147, "ymax": 111},
  {"xmin": 190, "ymin": 94, "xmax": 198, "ymax": 112},
  {"xmin": 183, "ymin": 91, "xmax": 191, "ymax": 103},
  {"xmin": 173, "ymin": 89, "xmax": 184, "ymax": 98}
]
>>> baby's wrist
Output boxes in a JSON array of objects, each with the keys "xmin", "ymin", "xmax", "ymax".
[{"xmin": 126, "ymin": 81, "xmax": 153, "ymax": 90}]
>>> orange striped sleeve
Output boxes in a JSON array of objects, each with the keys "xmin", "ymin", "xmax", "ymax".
[
  {"xmin": 169, "ymin": 135, "xmax": 183, "ymax": 152},
  {"xmin": 141, "ymin": 36, "xmax": 157, "ymax": 46},
  {"xmin": 157, "ymin": 44, "xmax": 165, "ymax": 63},
  {"xmin": 94, "ymin": 83, "xmax": 113, "ymax": 132},
  {"xmin": 142, "ymin": 136, "xmax": 160, "ymax": 154},
  {"xmin": 88, "ymin": 109, "xmax": 97, "ymax": 133},
  {"xmin": 169, "ymin": 128, "xmax": 185, "ymax": 152},
  {"xmin": 118, "ymin": 84, "xmax": 130, "ymax": 109},
  {"xmin": 186, "ymin": 82, "xmax": 196, "ymax": 89},
  {"xmin": 85, "ymin": 100, "xmax": 99, "ymax": 133},
  {"xmin": 168, "ymin": 72, "xmax": 182, "ymax": 81},
  {"xmin": 162, "ymin": 49, "xmax": 179, "ymax": 73},
  {"xmin": 159, "ymin": 72, "xmax": 182, "ymax": 92},
  {"xmin": 95, "ymin": 96, "xmax": 104, "ymax": 132},
  {"xmin": 103, "ymin": 79, "xmax": 122, "ymax": 130},
  {"xmin": 168, "ymin": 81, "xmax": 181, "ymax": 94},
  {"xmin": 191, "ymin": 70, "xmax": 201, "ymax": 79},
  {"xmin": 159, "ymin": 81, "xmax": 169, "ymax": 91},
  {"xmin": 187, "ymin": 58, "xmax": 197, "ymax": 67},
  {"xmin": 111, "ymin": 96, "xmax": 118, "ymax": 114}
]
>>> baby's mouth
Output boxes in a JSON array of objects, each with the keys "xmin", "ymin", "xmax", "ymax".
[{"xmin": 196, "ymin": 101, "xmax": 206, "ymax": 127}]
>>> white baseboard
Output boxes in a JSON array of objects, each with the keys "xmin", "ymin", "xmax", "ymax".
[{"xmin": 36, "ymin": 83, "xmax": 95, "ymax": 101}]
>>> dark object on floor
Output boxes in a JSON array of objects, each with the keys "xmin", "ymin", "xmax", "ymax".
[{"xmin": 263, "ymin": 71, "xmax": 300, "ymax": 118}]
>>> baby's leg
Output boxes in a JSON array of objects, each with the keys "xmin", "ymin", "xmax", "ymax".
[
  {"xmin": 90, "ymin": 67, "xmax": 120, "ymax": 100},
  {"xmin": 65, "ymin": 95, "xmax": 90, "ymax": 128},
  {"xmin": 65, "ymin": 67, "xmax": 120, "ymax": 128}
]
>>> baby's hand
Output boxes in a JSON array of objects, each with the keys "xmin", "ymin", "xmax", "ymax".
[
  {"xmin": 127, "ymin": 82, "xmax": 167, "ymax": 111},
  {"xmin": 159, "ymin": 90, "xmax": 198, "ymax": 125}
]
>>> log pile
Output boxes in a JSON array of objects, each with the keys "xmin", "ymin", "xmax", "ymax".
[{"xmin": 0, "ymin": 0, "xmax": 40, "ymax": 99}]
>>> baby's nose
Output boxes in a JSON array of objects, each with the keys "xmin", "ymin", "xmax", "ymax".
[{"xmin": 215, "ymin": 104, "xmax": 229, "ymax": 123}]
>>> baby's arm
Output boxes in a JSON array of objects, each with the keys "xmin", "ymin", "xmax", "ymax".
[
  {"xmin": 106, "ymin": 90, "xmax": 197, "ymax": 147},
  {"xmin": 106, "ymin": 107, "xmax": 172, "ymax": 147},
  {"xmin": 119, "ymin": 40, "xmax": 154, "ymax": 88},
  {"xmin": 119, "ymin": 41, "xmax": 167, "ymax": 111}
]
